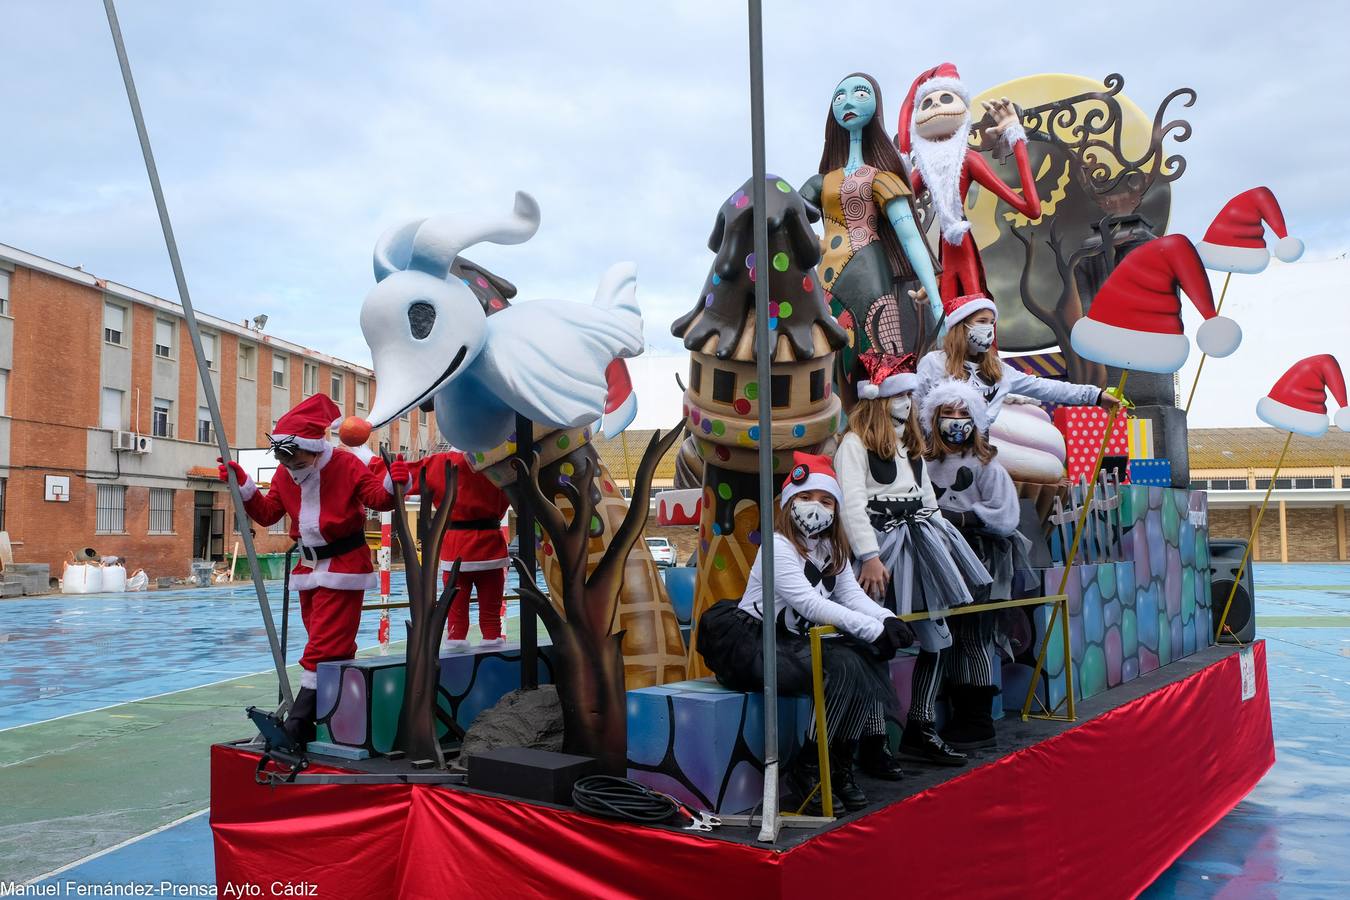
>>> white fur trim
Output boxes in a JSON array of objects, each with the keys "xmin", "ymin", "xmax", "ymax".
[
  {"xmin": 945, "ymin": 295, "xmax": 997, "ymax": 327},
  {"xmin": 1195, "ymin": 316, "xmax": 1241, "ymax": 358},
  {"xmin": 1070, "ymin": 317, "xmax": 1189, "ymax": 374},
  {"xmin": 857, "ymin": 373, "xmax": 917, "ymax": 400},
  {"xmin": 300, "ymin": 669, "xmax": 318, "ymax": 689},
  {"xmin": 942, "ymin": 220, "xmax": 972, "ymax": 245},
  {"xmin": 914, "ymin": 75, "xmax": 970, "ymax": 105},
  {"xmin": 237, "ymin": 477, "xmax": 258, "ymax": 501},
  {"xmin": 1336, "ymin": 406, "xmax": 1350, "ymax": 432},
  {"xmin": 920, "ymin": 377, "xmax": 991, "ymax": 434},
  {"xmin": 271, "ymin": 433, "xmax": 331, "ymax": 453},
  {"xmin": 297, "ymin": 461, "xmax": 325, "ymax": 547},
  {"xmin": 1274, "ymin": 235, "xmax": 1304, "ymax": 263},
  {"xmin": 442, "ymin": 558, "xmax": 509, "ymax": 573},
  {"xmin": 780, "ymin": 473, "xmax": 842, "ymax": 508},
  {"xmin": 290, "ymin": 561, "xmax": 379, "ymax": 592},
  {"xmin": 998, "ymin": 119, "xmax": 1027, "ymax": 151},
  {"xmin": 1194, "ymin": 241, "xmax": 1269, "ymax": 275},
  {"xmin": 383, "ymin": 471, "xmax": 412, "ymax": 495},
  {"xmin": 1256, "ymin": 396, "xmax": 1328, "ymax": 437}
]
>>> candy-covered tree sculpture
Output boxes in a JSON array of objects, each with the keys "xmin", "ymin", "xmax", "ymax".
[
  {"xmin": 509, "ymin": 425, "xmax": 685, "ymax": 773},
  {"xmin": 673, "ymin": 176, "xmax": 848, "ymax": 678}
]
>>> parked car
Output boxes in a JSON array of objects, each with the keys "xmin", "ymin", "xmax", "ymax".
[{"xmin": 645, "ymin": 537, "xmax": 677, "ymax": 567}]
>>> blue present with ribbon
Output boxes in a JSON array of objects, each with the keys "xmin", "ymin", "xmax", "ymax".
[{"xmin": 1128, "ymin": 458, "xmax": 1172, "ymax": 487}]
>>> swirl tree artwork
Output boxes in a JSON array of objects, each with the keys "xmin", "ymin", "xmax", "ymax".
[{"xmin": 509, "ymin": 425, "xmax": 686, "ymax": 774}]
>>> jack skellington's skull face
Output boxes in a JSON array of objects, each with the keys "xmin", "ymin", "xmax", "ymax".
[{"xmin": 914, "ymin": 88, "xmax": 969, "ymax": 141}]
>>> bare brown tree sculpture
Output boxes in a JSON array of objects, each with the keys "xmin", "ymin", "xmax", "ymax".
[
  {"xmin": 1008, "ymin": 220, "xmax": 1107, "ymax": 386},
  {"xmin": 382, "ymin": 450, "xmax": 463, "ymax": 767},
  {"xmin": 509, "ymin": 424, "xmax": 686, "ymax": 774}
]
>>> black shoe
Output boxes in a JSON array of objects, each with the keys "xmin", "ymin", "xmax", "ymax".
[
  {"xmin": 829, "ymin": 741, "xmax": 869, "ymax": 812},
  {"xmin": 857, "ymin": 733, "xmax": 904, "ymax": 781},
  {"xmin": 282, "ymin": 687, "xmax": 318, "ymax": 748},
  {"xmin": 899, "ymin": 719, "xmax": 968, "ymax": 767},
  {"xmin": 783, "ymin": 739, "xmax": 842, "ymax": 816},
  {"xmin": 941, "ymin": 684, "xmax": 1000, "ymax": 751}
]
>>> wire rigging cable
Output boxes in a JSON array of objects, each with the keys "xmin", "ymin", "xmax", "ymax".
[{"xmin": 571, "ymin": 776, "xmax": 683, "ymax": 825}]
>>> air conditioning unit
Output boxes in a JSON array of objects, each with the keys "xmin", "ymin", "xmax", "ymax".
[
  {"xmin": 133, "ymin": 434, "xmax": 153, "ymax": 454},
  {"xmin": 113, "ymin": 430, "xmax": 137, "ymax": 452}
]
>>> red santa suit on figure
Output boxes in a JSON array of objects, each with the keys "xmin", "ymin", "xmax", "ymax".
[
  {"xmin": 220, "ymin": 393, "xmax": 407, "ymax": 744},
  {"xmin": 408, "ymin": 451, "xmax": 511, "ymax": 645},
  {"xmin": 898, "ymin": 62, "xmax": 1043, "ymax": 305}
]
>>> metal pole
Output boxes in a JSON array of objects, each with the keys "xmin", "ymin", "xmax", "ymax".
[
  {"xmin": 103, "ymin": 0, "xmax": 292, "ymax": 707},
  {"xmin": 746, "ymin": 0, "xmax": 779, "ymax": 844},
  {"xmin": 1215, "ymin": 430, "xmax": 1292, "ymax": 642},
  {"xmin": 516, "ymin": 414, "xmax": 538, "ymax": 689},
  {"xmin": 1183, "ymin": 272, "xmax": 1233, "ymax": 414}
]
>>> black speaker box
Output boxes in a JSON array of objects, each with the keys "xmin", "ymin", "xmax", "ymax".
[
  {"xmin": 1209, "ymin": 539, "xmax": 1256, "ymax": 644},
  {"xmin": 467, "ymin": 747, "xmax": 601, "ymax": 805}
]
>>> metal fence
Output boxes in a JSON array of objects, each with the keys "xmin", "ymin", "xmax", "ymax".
[
  {"xmin": 95, "ymin": 484, "xmax": 125, "ymax": 534},
  {"xmin": 149, "ymin": 487, "xmax": 174, "ymax": 534}
]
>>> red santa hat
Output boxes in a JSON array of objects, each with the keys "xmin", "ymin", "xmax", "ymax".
[
  {"xmin": 1196, "ymin": 187, "xmax": 1304, "ymax": 274},
  {"xmin": 270, "ymin": 393, "xmax": 342, "ymax": 454},
  {"xmin": 942, "ymin": 292, "xmax": 997, "ymax": 329},
  {"xmin": 780, "ymin": 451, "xmax": 842, "ymax": 508},
  {"xmin": 856, "ymin": 350, "xmax": 918, "ymax": 399},
  {"xmin": 1070, "ymin": 234, "xmax": 1241, "ymax": 374},
  {"xmin": 897, "ymin": 62, "xmax": 968, "ymax": 156},
  {"xmin": 1255, "ymin": 355, "xmax": 1350, "ymax": 437}
]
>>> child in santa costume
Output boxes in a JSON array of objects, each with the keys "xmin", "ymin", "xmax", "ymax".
[
  {"xmin": 921, "ymin": 377, "xmax": 1031, "ymax": 750},
  {"xmin": 917, "ymin": 291, "xmax": 1123, "ymax": 424},
  {"xmin": 834, "ymin": 351, "xmax": 992, "ymax": 768},
  {"xmin": 219, "ymin": 394, "xmax": 409, "ymax": 746},
  {"xmin": 697, "ymin": 452, "xmax": 913, "ymax": 814},
  {"xmin": 407, "ymin": 451, "xmax": 512, "ymax": 647}
]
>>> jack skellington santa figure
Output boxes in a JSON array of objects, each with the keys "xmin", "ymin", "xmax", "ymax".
[{"xmin": 898, "ymin": 63, "xmax": 1043, "ymax": 305}]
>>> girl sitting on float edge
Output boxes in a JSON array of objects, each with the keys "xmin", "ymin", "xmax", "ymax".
[
  {"xmin": 921, "ymin": 377, "xmax": 1032, "ymax": 750},
  {"xmin": 834, "ymin": 351, "xmax": 992, "ymax": 768},
  {"xmin": 916, "ymin": 292, "xmax": 1122, "ymax": 424},
  {"xmin": 696, "ymin": 452, "xmax": 914, "ymax": 815}
]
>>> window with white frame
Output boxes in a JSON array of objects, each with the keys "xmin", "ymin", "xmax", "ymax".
[
  {"xmin": 0, "ymin": 369, "xmax": 8, "ymax": 416},
  {"xmin": 103, "ymin": 302, "xmax": 126, "ymax": 345},
  {"xmin": 0, "ymin": 477, "xmax": 6, "ymax": 530},
  {"xmin": 239, "ymin": 344, "xmax": 256, "ymax": 379},
  {"xmin": 272, "ymin": 353, "xmax": 287, "ymax": 388},
  {"xmin": 303, "ymin": 362, "xmax": 319, "ymax": 396},
  {"xmin": 96, "ymin": 484, "xmax": 126, "ymax": 533},
  {"xmin": 197, "ymin": 406, "xmax": 213, "ymax": 444},
  {"xmin": 154, "ymin": 319, "xmax": 174, "ymax": 358},
  {"xmin": 152, "ymin": 398, "xmax": 173, "ymax": 437},
  {"xmin": 149, "ymin": 488, "xmax": 174, "ymax": 534},
  {"xmin": 330, "ymin": 371, "xmax": 343, "ymax": 403},
  {"xmin": 269, "ymin": 514, "xmax": 289, "ymax": 535},
  {"xmin": 0, "ymin": 270, "xmax": 10, "ymax": 316},
  {"xmin": 101, "ymin": 387, "xmax": 124, "ymax": 430},
  {"xmin": 355, "ymin": 379, "xmax": 369, "ymax": 411},
  {"xmin": 201, "ymin": 332, "xmax": 217, "ymax": 370}
]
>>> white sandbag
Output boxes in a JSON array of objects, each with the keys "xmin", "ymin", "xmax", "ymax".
[
  {"xmin": 61, "ymin": 563, "xmax": 104, "ymax": 594},
  {"xmin": 102, "ymin": 564, "xmax": 127, "ymax": 592},
  {"xmin": 126, "ymin": 569, "xmax": 149, "ymax": 592}
]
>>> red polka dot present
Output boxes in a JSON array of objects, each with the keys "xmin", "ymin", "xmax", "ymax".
[{"xmin": 1051, "ymin": 406, "xmax": 1131, "ymax": 482}]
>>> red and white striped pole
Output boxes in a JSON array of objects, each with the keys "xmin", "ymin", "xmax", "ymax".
[{"xmin": 377, "ymin": 510, "xmax": 392, "ymax": 654}]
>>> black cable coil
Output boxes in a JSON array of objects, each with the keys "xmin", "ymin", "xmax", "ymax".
[{"xmin": 571, "ymin": 775, "xmax": 682, "ymax": 825}]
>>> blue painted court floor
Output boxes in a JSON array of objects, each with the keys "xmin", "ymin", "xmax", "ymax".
[{"xmin": 5, "ymin": 564, "xmax": 1349, "ymax": 895}]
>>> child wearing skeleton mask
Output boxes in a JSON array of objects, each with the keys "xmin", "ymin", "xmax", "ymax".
[
  {"xmin": 921, "ymin": 378, "xmax": 1031, "ymax": 750},
  {"xmin": 697, "ymin": 452, "xmax": 913, "ymax": 815},
  {"xmin": 915, "ymin": 293, "xmax": 1122, "ymax": 424},
  {"xmin": 834, "ymin": 352, "xmax": 992, "ymax": 769}
]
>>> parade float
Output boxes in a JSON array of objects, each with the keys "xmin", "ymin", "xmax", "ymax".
[{"xmin": 98, "ymin": 3, "xmax": 1303, "ymax": 895}]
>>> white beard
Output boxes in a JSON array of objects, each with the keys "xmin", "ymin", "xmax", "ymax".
[{"xmin": 910, "ymin": 114, "xmax": 972, "ymax": 245}]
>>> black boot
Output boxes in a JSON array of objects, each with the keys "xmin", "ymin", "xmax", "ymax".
[
  {"xmin": 829, "ymin": 740, "xmax": 869, "ymax": 812},
  {"xmin": 940, "ymin": 684, "xmax": 999, "ymax": 751},
  {"xmin": 783, "ymin": 739, "xmax": 842, "ymax": 816},
  {"xmin": 282, "ymin": 687, "xmax": 317, "ymax": 748},
  {"xmin": 899, "ymin": 718, "xmax": 968, "ymax": 767},
  {"xmin": 857, "ymin": 733, "xmax": 904, "ymax": 781}
]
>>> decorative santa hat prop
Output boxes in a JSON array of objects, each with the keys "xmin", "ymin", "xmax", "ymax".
[
  {"xmin": 942, "ymin": 292, "xmax": 997, "ymax": 329},
  {"xmin": 856, "ymin": 351, "xmax": 919, "ymax": 399},
  {"xmin": 1070, "ymin": 234, "xmax": 1241, "ymax": 374},
  {"xmin": 780, "ymin": 451, "xmax": 842, "ymax": 508},
  {"xmin": 600, "ymin": 358, "xmax": 638, "ymax": 439},
  {"xmin": 1255, "ymin": 355, "xmax": 1350, "ymax": 437},
  {"xmin": 920, "ymin": 376, "xmax": 992, "ymax": 436},
  {"xmin": 1196, "ymin": 187, "xmax": 1304, "ymax": 274},
  {"xmin": 270, "ymin": 394, "xmax": 343, "ymax": 454},
  {"xmin": 897, "ymin": 62, "xmax": 969, "ymax": 156}
]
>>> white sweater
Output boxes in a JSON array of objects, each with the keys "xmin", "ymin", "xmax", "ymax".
[
  {"xmin": 834, "ymin": 431, "xmax": 939, "ymax": 562},
  {"xmin": 926, "ymin": 452, "xmax": 1020, "ymax": 537},
  {"xmin": 916, "ymin": 350, "xmax": 1102, "ymax": 423},
  {"xmin": 738, "ymin": 533, "xmax": 892, "ymax": 641}
]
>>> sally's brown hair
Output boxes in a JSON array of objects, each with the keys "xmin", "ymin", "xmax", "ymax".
[
  {"xmin": 943, "ymin": 319, "xmax": 1005, "ymax": 385},
  {"xmin": 924, "ymin": 401, "xmax": 998, "ymax": 465},
  {"xmin": 774, "ymin": 494, "xmax": 850, "ymax": 577},
  {"xmin": 847, "ymin": 395, "xmax": 925, "ymax": 461}
]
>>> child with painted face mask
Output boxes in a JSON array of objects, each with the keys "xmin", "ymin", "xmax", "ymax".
[
  {"xmin": 921, "ymin": 378, "xmax": 1032, "ymax": 750},
  {"xmin": 916, "ymin": 293, "xmax": 1123, "ymax": 424},
  {"xmin": 834, "ymin": 352, "xmax": 992, "ymax": 769},
  {"xmin": 697, "ymin": 452, "xmax": 913, "ymax": 814}
]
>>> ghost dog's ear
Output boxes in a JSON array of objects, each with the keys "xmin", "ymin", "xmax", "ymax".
[{"xmin": 372, "ymin": 191, "xmax": 541, "ymax": 283}]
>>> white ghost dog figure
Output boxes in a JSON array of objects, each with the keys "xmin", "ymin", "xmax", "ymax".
[{"xmin": 360, "ymin": 192, "xmax": 645, "ymax": 451}]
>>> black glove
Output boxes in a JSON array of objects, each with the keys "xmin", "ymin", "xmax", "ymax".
[
  {"xmin": 882, "ymin": 616, "xmax": 914, "ymax": 651},
  {"xmin": 942, "ymin": 508, "xmax": 986, "ymax": 531},
  {"xmin": 869, "ymin": 629, "xmax": 898, "ymax": 661}
]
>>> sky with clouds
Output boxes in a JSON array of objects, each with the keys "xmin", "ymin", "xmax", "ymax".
[{"xmin": 2, "ymin": 0, "xmax": 1347, "ymax": 429}]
